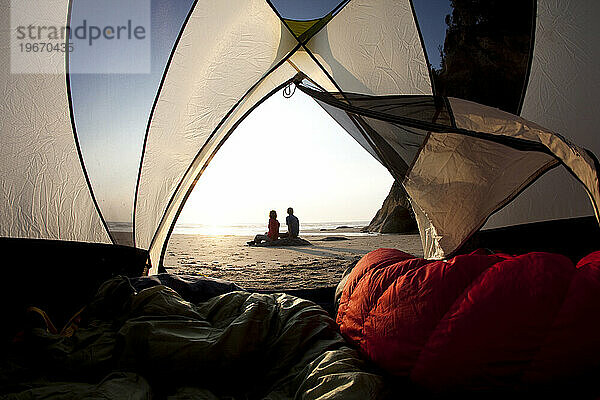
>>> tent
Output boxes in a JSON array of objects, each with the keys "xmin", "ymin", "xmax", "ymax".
[{"xmin": 1, "ymin": 0, "xmax": 599, "ymax": 270}]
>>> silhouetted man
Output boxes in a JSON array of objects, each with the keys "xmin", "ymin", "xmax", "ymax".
[{"xmin": 286, "ymin": 207, "xmax": 300, "ymax": 239}]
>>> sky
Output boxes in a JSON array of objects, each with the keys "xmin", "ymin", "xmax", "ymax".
[
  {"xmin": 413, "ymin": 0, "xmax": 453, "ymax": 69},
  {"xmin": 71, "ymin": 0, "xmax": 194, "ymax": 223},
  {"xmin": 177, "ymin": 88, "xmax": 394, "ymax": 225},
  {"xmin": 70, "ymin": 0, "xmax": 452, "ymax": 226}
]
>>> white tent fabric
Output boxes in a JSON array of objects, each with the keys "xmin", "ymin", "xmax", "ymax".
[
  {"xmin": 0, "ymin": 0, "xmax": 110, "ymax": 243},
  {"xmin": 405, "ymin": 97, "xmax": 599, "ymax": 258},
  {"xmin": 450, "ymin": 98, "xmax": 600, "ymax": 216},
  {"xmin": 287, "ymin": 51, "xmax": 338, "ymax": 92},
  {"xmin": 406, "ymin": 133, "xmax": 554, "ymax": 259},
  {"xmin": 486, "ymin": 0, "xmax": 600, "ymax": 229},
  {"xmin": 307, "ymin": 0, "xmax": 432, "ymax": 96}
]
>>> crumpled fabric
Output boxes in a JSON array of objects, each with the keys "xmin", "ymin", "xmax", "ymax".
[{"xmin": 3, "ymin": 276, "xmax": 384, "ymax": 399}]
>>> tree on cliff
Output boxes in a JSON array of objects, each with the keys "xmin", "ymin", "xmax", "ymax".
[{"xmin": 433, "ymin": 0, "xmax": 534, "ymax": 113}]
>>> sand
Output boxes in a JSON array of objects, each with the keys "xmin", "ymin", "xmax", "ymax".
[{"xmin": 164, "ymin": 229, "xmax": 423, "ymax": 290}]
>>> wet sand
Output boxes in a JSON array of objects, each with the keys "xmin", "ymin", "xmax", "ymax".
[{"xmin": 164, "ymin": 230, "xmax": 423, "ymax": 290}]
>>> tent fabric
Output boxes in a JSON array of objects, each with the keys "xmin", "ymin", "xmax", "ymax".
[
  {"xmin": 306, "ymin": 0, "xmax": 432, "ymax": 96},
  {"xmin": 283, "ymin": 15, "xmax": 333, "ymax": 45},
  {"xmin": 450, "ymin": 97, "xmax": 600, "ymax": 209},
  {"xmin": 405, "ymin": 97, "xmax": 600, "ymax": 258},
  {"xmin": 296, "ymin": 82, "xmax": 600, "ymax": 258},
  {"xmin": 405, "ymin": 133, "xmax": 556, "ymax": 259},
  {"xmin": 0, "ymin": 0, "xmax": 111, "ymax": 244},
  {"xmin": 489, "ymin": 0, "xmax": 600, "ymax": 230},
  {"xmin": 336, "ymin": 248, "xmax": 600, "ymax": 393},
  {"xmin": 3, "ymin": 276, "xmax": 385, "ymax": 398},
  {"xmin": 287, "ymin": 51, "xmax": 339, "ymax": 92}
]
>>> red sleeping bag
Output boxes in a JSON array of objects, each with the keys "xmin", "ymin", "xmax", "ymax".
[{"xmin": 336, "ymin": 248, "xmax": 600, "ymax": 392}]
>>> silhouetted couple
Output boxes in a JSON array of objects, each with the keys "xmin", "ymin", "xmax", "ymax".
[{"xmin": 248, "ymin": 207, "xmax": 299, "ymax": 245}]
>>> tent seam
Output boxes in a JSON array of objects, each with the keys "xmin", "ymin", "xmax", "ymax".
[
  {"xmin": 408, "ymin": 0, "xmax": 437, "ymax": 96},
  {"xmin": 516, "ymin": 0, "xmax": 538, "ymax": 115}
]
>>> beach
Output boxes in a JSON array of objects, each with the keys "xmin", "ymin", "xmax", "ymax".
[{"xmin": 164, "ymin": 227, "xmax": 423, "ymax": 290}]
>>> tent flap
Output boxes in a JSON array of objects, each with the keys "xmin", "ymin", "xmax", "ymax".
[{"xmin": 296, "ymin": 82, "xmax": 599, "ymax": 259}]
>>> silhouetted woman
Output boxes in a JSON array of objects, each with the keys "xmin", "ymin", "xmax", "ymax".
[{"xmin": 249, "ymin": 210, "xmax": 279, "ymax": 245}]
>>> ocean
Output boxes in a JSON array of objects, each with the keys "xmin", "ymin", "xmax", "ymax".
[{"xmin": 107, "ymin": 221, "xmax": 374, "ymax": 237}]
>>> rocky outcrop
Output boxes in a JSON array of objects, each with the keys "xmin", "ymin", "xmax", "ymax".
[{"xmin": 362, "ymin": 181, "xmax": 417, "ymax": 233}]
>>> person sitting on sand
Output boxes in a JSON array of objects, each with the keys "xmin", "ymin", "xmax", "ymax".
[
  {"xmin": 286, "ymin": 207, "xmax": 300, "ymax": 239},
  {"xmin": 248, "ymin": 210, "xmax": 279, "ymax": 245}
]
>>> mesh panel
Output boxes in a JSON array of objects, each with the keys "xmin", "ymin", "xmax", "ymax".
[
  {"xmin": 337, "ymin": 94, "xmax": 453, "ymax": 127},
  {"xmin": 298, "ymin": 83, "xmax": 447, "ymax": 179},
  {"xmin": 297, "ymin": 84, "xmax": 453, "ymax": 130},
  {"xmin": 361, "ymin": 117, "xmax": 428, "ymax": 174}
]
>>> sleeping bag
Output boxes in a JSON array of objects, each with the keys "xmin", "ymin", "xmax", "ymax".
[
  {"xmin": 3, "ymin": 276, "xmax": 386, "ymax": 399},
  {"xmin": 336, "ymin": 248, "xmax": 600, "ymax": 394}
]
